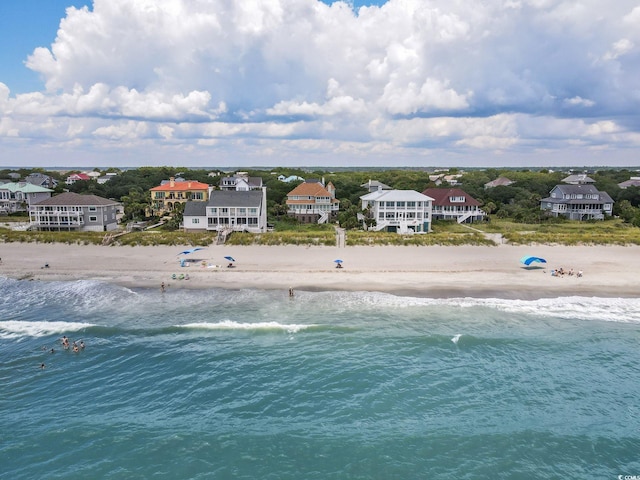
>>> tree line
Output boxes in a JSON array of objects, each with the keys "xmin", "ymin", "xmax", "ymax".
[{"xmin": 3, "ymin": 166, "xmax": 640, "ymax": 229}]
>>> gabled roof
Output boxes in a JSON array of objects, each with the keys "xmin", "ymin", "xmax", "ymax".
[
  {"xmin": 67, "ymin": 173, "xmax": 91, "ymax": 180},
  {"xmin": 33, "ymin": 192, "xmax": 119, "ymax": 206},
  {"xmin": 208, "ymin": 190, "xmax": 263, "ymax": 208},
  {"xmin": 360, "ymin": 189, "xmax": 434, "ymax": 202},
  {"xmin": 151, "ymin": 180, "xmax": 210, "ymax": 192},
  {"xmin": 422, "ymin": 188, "xmax": 481, "ymax": 207}
]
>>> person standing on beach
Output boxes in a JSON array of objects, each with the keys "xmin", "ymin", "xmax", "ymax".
[{"xmin": 161, "ymin": 282, "xmax": 166, "ymax": 293}]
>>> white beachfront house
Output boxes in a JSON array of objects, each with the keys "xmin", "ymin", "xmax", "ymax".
[
  {"xmin": 183, "ymin": 188, "xmax": 268, "ymax": 233},
  {"xmin": 360, "ymin": 189, "xmax": 433, "ymax": 233}
]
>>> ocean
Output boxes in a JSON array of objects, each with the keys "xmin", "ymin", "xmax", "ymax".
[{"xmin": 1, "ymin": 277, "xmax": 639, "ymax": 479}]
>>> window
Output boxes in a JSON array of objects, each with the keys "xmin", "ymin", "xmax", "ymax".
[
  {"xmin": 192, "ymin": 218, "xmax": 200, "ymax": 224},
  {"xmin": 88, "ymin": 206, "xmax": 97, "ymax": 212},
  {"xmin": 89, "ymin": 216, "xmax": 98, "ymax": 222}
]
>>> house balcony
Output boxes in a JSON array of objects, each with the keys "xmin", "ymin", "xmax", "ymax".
[{"xmin": 371, "ymin": 218, "xmax": 424, "ymax": 232}]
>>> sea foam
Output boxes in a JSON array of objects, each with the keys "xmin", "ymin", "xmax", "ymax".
[
  {"xmin": 179, "ymin": 320, "xmax": 315, "ymax": 333},
  {"xmin": 0, "ymin": 320, "xmax": 96, "ymax": 339}
]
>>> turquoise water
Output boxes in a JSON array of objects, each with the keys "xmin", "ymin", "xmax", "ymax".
[{"xmin": 1, "ymin": 277, "xmax": 639, "ymax": 479}]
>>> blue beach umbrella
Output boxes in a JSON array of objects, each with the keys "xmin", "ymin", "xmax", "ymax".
[
  {"xmin": 224, "ymin": 256, "xmax": 236, "ymax": 262},
  {"xmin": 520, "ymin": 255, "xmax": 547, "ymax": 266},
  {"xmin": 334, "ymin": 259, "xmax": 343, "ymax": 264},
  {"xmin": 178, "ymin": 247, "xmax": 205, "ymax": 255}
]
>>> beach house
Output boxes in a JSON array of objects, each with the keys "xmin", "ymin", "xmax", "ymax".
[
  {"xmin": 150, "ymin": 177, "xmax": 211, "ymax": 216},
  {"xmin": 25, "ymin": 173, "xmax": 58, "ymax": 189},
  {"xmin": 540, "ymin": 184, "xmax": 614, "ymax": 220},
  {"xmin": 361, "ymin": 180, "xmax": 392, "ymax": 193},
  {"xmin": 29, "ymin": 192, "xmax": 120, "ymax": 232},
  {"xmin": 65, "ymin": 172, "xmax": 92, "ymax": 185},
  {"xmin": 360, "ymin": 189, "xmax": 433, "ymax": 233},
  {"xmin": 219, "ymin": 172, "xmax": 263, "ymax": 191},
  {"xmin": 183, "ymin": 188, "xmax": 268, "ymax": 233},
  {"xmin": 0, "ymin": 182, "xmax": 53, "ymax": 214},
  {"xmin": 422, "ymin": 188, "xmax": 486, "ymax": 223},
  {"xmin": 285, "ymin": 179, "xmax": 340, "ymax": 224}
]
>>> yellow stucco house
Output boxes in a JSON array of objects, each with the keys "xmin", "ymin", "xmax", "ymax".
[{"xmin": 150, "ymin": 177, "xmax": 211, "ymax": 215}]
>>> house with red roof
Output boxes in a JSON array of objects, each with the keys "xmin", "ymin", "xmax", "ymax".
[
  {"xmin": 422, "ymin": 188, "xmax": 486, "ymax": 223},
  {"xmin": 285, "ymin": 179, "xmax": 340, "ymax": 224},
  {"xmin": 65, "ymin": 173, "xmax": 91, "ymax": 185},
  {"xmin": 150, "ymin": 177, "xmax": 211, "ymax": 216}
]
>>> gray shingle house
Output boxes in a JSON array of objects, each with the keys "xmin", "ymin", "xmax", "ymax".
[
  {"xmin": 540, "ymin": 184, "xmax": 614, "ymax": 220},
  {"xmin": 183, "ymin": 189, "xmax": 267, "ymax": 233},
  {"xmin": 29, "ymin": 192, "xmax": 120, "ymax": 231}
]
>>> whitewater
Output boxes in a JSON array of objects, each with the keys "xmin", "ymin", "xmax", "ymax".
[{"xmin": 1, "ymin": 277, "xmax": 639, "ymax": 479}]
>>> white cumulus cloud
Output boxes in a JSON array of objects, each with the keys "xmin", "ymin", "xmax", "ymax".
[{"xmin": 0, "ymin": 0, "xmax": 638, "ymax": 168}]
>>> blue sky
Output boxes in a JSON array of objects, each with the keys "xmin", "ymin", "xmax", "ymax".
[
  {"xmin": 0, "ymin": 0, "xmax": 639, "ymax": 169},
  {"xmin": 0, "ymin": 0, "xmax": 387, "ymax": 93},
  {"xmin": 0, "ymin": 1, "xmax": 88, "ymax": 93}
]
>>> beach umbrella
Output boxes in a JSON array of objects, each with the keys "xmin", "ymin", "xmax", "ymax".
[
  {"xmin": 178, "ymin": 247, "xmax": 205, "ymax": 255},
  {"xmin": 520, "ymin": 255, "xmax": 547, "ymax": 266},
  {"xmin": 334, "ymin": 259, "xmax": 343, "ymax": 263},
  {"xmin": 224, "ymin": 256, "xmax": 236, "ymax": 262}
]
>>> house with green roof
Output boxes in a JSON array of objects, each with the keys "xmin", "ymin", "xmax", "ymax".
[{"xmin": 0, "ymin": 182, "xmax": 53, "ymax": 214}]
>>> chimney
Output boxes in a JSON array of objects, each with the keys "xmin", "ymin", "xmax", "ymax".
[{"xmin": 169, "ymin": 177, "xmax": 175, "ymax": 187}]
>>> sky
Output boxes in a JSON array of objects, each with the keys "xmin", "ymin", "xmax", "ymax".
[{"xmin": 0, "ymin": 0, "xmax": 639, "ymax": 170}]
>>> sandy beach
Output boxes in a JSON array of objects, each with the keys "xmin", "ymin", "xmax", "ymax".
[{"xmin": 1, "ymin": 242, "xmax": 639, "ymax": 299}]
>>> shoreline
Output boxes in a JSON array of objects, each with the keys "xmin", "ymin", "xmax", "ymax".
[{"xmin": 1, "ymin": 243, "xmax": 640, "ymax": 300}]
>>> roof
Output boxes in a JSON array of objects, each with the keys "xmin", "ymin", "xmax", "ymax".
[
  {"xmin": 484, "ymin": 177, "xmax": 514, "ymax": 188},
  {"xmin": 562, "ymin": 174, "xmax": 595, "ymax": 184},
  {"xmin": 183, "ymin": 201, "xmax": 208, "ymax": 216},
  {"xmin": 208, "ymin": 190, "xmax": 263, "ymax": 208},
  {"xmin": 422, "ymin": 188, "xmax": 481, "ymax": 207},
  {"xmin": 360, "ymin": 189, "xmax": 434, "ymax": 202},
  {"xmin": 151, "ymin": 180, "xmax": 210, "ymax": 192},
  {"xmin": 618, "ymin": 179, "xmax": 640, "ymax": 189},
  {"xmin": 361, "ymin": 180, "xmax": 392, "ymax": 190},
  {"xmin": 287, "ymin": 181, "xmax": 333, "ymax": 198},
  {"xmin": 68, "ymin": 173, "xmax": 91, "ymax": 180},
  {"xmin": 33, "ymin": 192, "xmax": 120, "ymax": 206},
  {"xmin": 0, "ymin": 182, "xmax": 53, "ymax": 194},
  {"xmin": 541, "ymin": 184, "xmax": 614, "ymax": 204}
]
